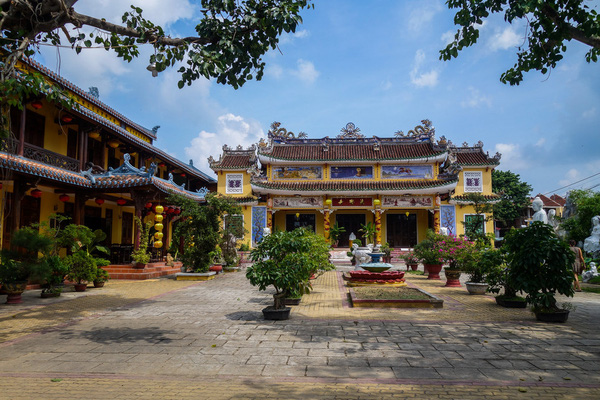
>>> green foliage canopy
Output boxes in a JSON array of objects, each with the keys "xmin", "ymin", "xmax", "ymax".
[
  {"xmin": 492, "ymin": 170, "xmax": 532, "ymax": 225},
  {"xmin": 441, "ymin": 0, "xmax": 600, "ymax": 85},
  {"xmin": 561, "ymin": 189, "xmax": 600, "ymax": 244}
]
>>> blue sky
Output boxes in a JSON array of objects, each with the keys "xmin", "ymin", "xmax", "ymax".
[{"xmin": 36, "ymin": 0, "xmax": 600, "ymax": 196}]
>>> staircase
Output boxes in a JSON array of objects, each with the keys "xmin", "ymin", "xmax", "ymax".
[{"xmin": 102, "ymin": 261, "xmax": 183, "ymax": 280}]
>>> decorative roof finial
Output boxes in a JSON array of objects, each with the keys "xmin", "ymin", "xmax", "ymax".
[{"xmin": 338, "ymin": 122, "xmax": 364, "ymax": 138}]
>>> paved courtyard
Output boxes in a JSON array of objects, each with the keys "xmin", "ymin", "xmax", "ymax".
[{"xmin": 1, "ymin": 268, "xmax": 599, "ymax": 399}]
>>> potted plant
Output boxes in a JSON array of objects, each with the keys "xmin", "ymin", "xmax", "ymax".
[
  {"xmin": 486, "ymin": 253, "xmax": 526, "ymax": 308},
  {"xmin": 65, "ymin": 250, "xmax": 97, "ymax": 292},
  {"xmin": 413, "ymin": 231, "xmax": 445, "ymax": 279},
  {"xmin": 0, "ymin": 226, "xmax": 54, "ymax": 304},
  {"xmin": 246, "ymin": 228, "xmax": 332, "ymax": 320},
  {"xmin": 208, "ymin": 245, "xmax": 223, "ymax": 273},
  {"xmin": 359, "ymin": 222, "xmax": 376, "ymax": 246},
  {"xmin": 438, "ymin": 235, "xmax": 478, "ymax": 288},
  {"xmin": 401, "ymin": 251, "xmax": 420, "ymax": 271},
  {"xmin": 93, "ymin": 267, "xmax": 110, "ymax": 288},
  {"xmin": 238, "ymin": 242, "xmax": 251, "ymax": 264},
  {"xmin": 39, "ymin": 255, "xmax": 68, "ymax": 297},
  {"xmin": 504, "ymin": 222, "xmax": 575, "ymax": 322},
  {"xmin": 329, "ymin": 222, "xmax": 346, "ymax": 247},
  {"xmin": 131, "ymin": 216, "xmax": 152, "ymax": 268},
  {"xmin": 381, "ymin": 242, "xmax": 393, "ymax": 263}
]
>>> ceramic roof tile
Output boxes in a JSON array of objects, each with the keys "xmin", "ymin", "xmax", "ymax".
[
  {"xmin": 454, "ymin": 150, "xmax": 500, "ymax": 166},
  {"xmin": 451, "ymin": 194, "xmax": 501, "ymax": 202},
  {"xmin": 260, "ymin": 142, "xmax": 443, "ymax": 161},
  {"xmin": 251, "ymin": 178, "xmax": 457, "ymax": 192}
]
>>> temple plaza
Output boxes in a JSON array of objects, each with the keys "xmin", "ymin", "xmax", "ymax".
[{"xmin": 1, "ymin": 266, "xmax": 599, "ymax": 399}]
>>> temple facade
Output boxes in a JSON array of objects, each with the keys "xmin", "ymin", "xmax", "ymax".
[
  {"xmin": 1, "ymin": 58, "xmax": 215, "ymax": 263},
  {"xmin": 209, "ymin": 121, "xmax": 501, "ymax": 249}
]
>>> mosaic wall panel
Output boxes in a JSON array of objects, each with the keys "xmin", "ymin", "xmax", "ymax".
[
  {"xmin": 272, "ymin": 197, "xmax": 323, "ymax": 208},
  {"xmin": 382, "ymin": 196, "xmax": 433, "ymax": 208},
  {"xmin": 252, "ymin": 206, "xmax": 267, "ymax": 246},
  {"xmin": 330, "ymin": 166, "xmax": 373, "ymax": 179},
  {"xmin": 272, "ymin": 166, "xmax": 322, "ymax": 180},
  {"xmin": 440, "ymin": 205, "xmax": 456, "ymax": 236},
  {"xmin": 382, "ymin": 165, "xmax": 433, "ymax": 179}
]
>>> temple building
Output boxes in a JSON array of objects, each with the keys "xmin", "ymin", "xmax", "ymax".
[
  {"xmin": 1, "ymin": 58, "xmax": 215, "ymax": 266},
  {"xmin": 209, "ymin": 121, "xmax": 501, "ymax": 248}
]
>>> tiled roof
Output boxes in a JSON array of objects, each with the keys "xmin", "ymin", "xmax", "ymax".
[
  {"xmin": 532, "ymin": 194, "xmax": 564, "ymax": 208},
  {"xmin": 213, "ymin": 154, "xmax": 255, "ymax": 169},
  {"xmin": 451, "ymin": 194, "xmax": 501, "ymax": 203},
  {"xmin": 0, "ymin": 151, "xmax": 206, "ymax": 201},
  {"xmin": 251, "ymin": 178, "xmax": 458, "ymax": 193},
  {"xmin": 454, "ymin": 151, "xmax": 500, "ymax": 166},
  {"xmin": 259, "ymin": 142, "xmax": 444, "ymax": 162}
]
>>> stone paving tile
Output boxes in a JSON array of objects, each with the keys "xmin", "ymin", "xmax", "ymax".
[
  {"xmin": 435, "ymin": 367, "xmax": 489, "ymax": 380},
  {"xmin": 287, "ymin": 356, "xmax": 328, "ymax": 366},
  {"xmin": 392, "ymin": 366, "xmax": 442, "ymax": 379}
]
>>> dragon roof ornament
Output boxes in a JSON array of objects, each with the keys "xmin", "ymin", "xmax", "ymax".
[
  {"xmin": 82, "ymin": 153, "xmax": 157, "ymax": 185},
  {"xmin": 338, "ymin": 122, "xmax": 364, "ymax": 139}
]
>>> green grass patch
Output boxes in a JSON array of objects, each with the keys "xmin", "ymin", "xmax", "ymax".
[
  {"xmin": 582, "ymin": 286, "xmax": 600, "ymax": 294},
  {"xmin": 588, "ymin": 276, "xmax": 600, "ymax": 285},
  {"xmin": 405, "ymin": 270, "xmax": 424, "ymax": 275},
  {"xmin": 353, "ymin": 286, "xmax": 431, "ymax": 300}
]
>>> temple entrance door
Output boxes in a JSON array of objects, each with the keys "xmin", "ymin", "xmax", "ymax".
[
  {"xmin": 386, "ymin": 213, "xmax": 417, "ymax": 248},
  {"xmin": 285, "ymin": 213, "xmax": 316, "ymax": 232},
  {"xmin": 336, "ymin": 214, "xmax": 365, "ymax": 247}
]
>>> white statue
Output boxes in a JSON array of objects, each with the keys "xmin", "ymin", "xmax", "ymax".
[
  {"xmin": 439, "ymin": 227, "xmax": 449, "ymax": 236},
  {"xmin": 582, "ymin": 262, "xmax": 598, "ymax": 283},
  {"xmin": 531, "ymin": 197, "xmax": 548, "ymax": 224},
  {"xmin": 263, "ymin": 227, "xmax": 271, "ymax": 237},
  {"xmin": 547, "ymin": 209, "xmax": 559, "ymax": 231},
  {"xmin": 352, "ymin": 243, "xmax": 372, "ymax": 270},
  {"xmin": 583, "ymin": 216, "xmax": 600, "ymax": 256}
]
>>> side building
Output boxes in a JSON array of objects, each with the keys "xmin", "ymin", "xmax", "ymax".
[
  {"xmin": 209, "ymin": 121, "xmax": 500, "ymax": 248},
  {"xmin": 1, "ymin": 58, "xmax": 215, "ymax": 264}
]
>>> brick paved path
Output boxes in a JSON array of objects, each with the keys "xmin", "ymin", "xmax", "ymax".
[{"xmin": 1, "ymin": 270, "xmax": 599, "ymax": 399}]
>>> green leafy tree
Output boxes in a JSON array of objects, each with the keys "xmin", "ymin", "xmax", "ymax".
[
  {"xmin": 561, "ymin": 189, "xmax": 600, "ymax": 243},
  {"xmin": 460, "ymin": 192, "xmax": 494, "ymax": 246},
  {"xmin": 441, "ymin": 0, "xmax": 600, "ymax": 85},
  {"xmin": 492, "ymin": 170, "xmax": 532, "ymax": 226},
  {"xmin": 170, "ymin": 193, "xmax": 241, "ymax": 272}
]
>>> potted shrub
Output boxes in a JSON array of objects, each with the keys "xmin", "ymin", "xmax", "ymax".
[
  {"xmin": 238, "ymin": 242, "xmax": 251, "ymax": 264},
  {"xmin": 413, "ymin": 231, "xmax": 445, "ymax": 279},
  {"xmin": 504, "ymin": 222, "xmax": 575, "ymax": 322},
  {"xmin": 329, "ymin": 222, "xmax": 346, "ymax": 247},
  {"xmin": 359, "ymin": 222, "xmax": 376, "ymax": 246},
  {"xmin": 381, "ymin": 242, "xmax": 393, "ymax": 263},
  {"xmin": 65, "ymin": 250, "xmax": 97, "ymax": 292},
  {"xmin": 486, "ymin": 256, "xmax": 526, "ymax": 308},
  {"xmin": 39, "ymin": 255, "xmax": 68, "ymax": 298},
  {"xmin": 93, "ymin": 267, "xmax": 110, "ymax": 288},
  {"xmin": 208, "ymin": 245, "xmax": 223, "ymax": 273},
  {"xmin": 246, "ymin": 228, "xmax": 333, "ymax": 320},
  {"xmin": 401, "ymin": 251, "xmax": 420, "ymax": 271},
  {"xmin": 131, "ymin": 216, "xmax": 152, "ymax": 268}
]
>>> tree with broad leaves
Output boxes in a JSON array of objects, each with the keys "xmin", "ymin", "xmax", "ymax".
[
  {"xmin": 441, "ymin": 0, "xmax": 600, "ymax": 85},
  {"xmin": 492, "ymin": 170, "xmax": 532, "ymax": 227},
  {"xmin": 0, "ymin": 0, "xmax": 313, "ymax": 134}
]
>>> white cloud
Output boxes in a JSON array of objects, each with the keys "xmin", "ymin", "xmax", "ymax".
[
  {"xmin": 410, "ymin": 50, "xmax": 439, "ymax": 88},
  {"xmin": 489, "ymin": 26, "xmax": 521, "ymax": 51},
  {"xmin": 381, "ymin": 80, "xmax": 393, "ymax": 91},
  {"xmin": 441, "ymin": 30, "xmax": 456, "ymax": 46},
  {"xmin": 292, "ymin": 59, "xmax": 320, "ymax": 84},
  {"xmin": 559, "ymin": 168, "xmax": 581, "ymax": 186},
  {"xmin": 407, "ymin": 1, "xmax": 442, "ymax": 33},
  {"xmin": 279, "ymin": 29, "xmax": 310, "ymax": 44},
  {"xmin": 460, "ymin": 87, "xmax": 492, "ymax": 108},
  {"xmin": 535, "ymin": 138, "xmax": 546, "ymax": 147},
  {"xmin": 495, "ymin": 143, "xmax": 530, "ymax": 170},
  {"xmin": 583, "ymin": 107, "xmax": 597, "ymax": 118},
  {"xmin": 266, "ymin": 64, "xmax": 284, "ymax": 79},
  {"xmin": 184, "ymin": 114, "xmax": 265, "ymax": 174}
]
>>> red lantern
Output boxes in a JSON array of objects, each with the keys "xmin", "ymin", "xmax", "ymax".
[
  {"xmin": 31, "ymin": 100, "xmax": 43, "ymax": 109},
  {"xmin": 145, "ymin": 202, "xmax": 153, "ymax": 209},
  {"xmin": 166, "ymin": 207, "xmax": 174, "ymax": 214},
  {"xmin": 180, "ymin": 173, "xmax": 186, "ymax": 177},
  {"xmin": 174, "ymin": 208, "xmax": 181, "ymax": 215},
  {"xmin": 30, "ymin": 189, "xmax": 42, "ymax": 198},
  {"xmin": 158, "ymin": 162, "xmax": 166, "ymax": 168},
  {"xmin": 116, "ymin": 198, "xmax": 127, "ymax": 206},
  {"xmin": 95, "ymin": 198, "xmax": 105, "ymax": 205},
  {"xmin": 61, "ymin": 114, "xmax": 73, "ymax": 123},
  {"xmin": 59, "ymin": 194, "xmax": 70, "ymax": 202}
]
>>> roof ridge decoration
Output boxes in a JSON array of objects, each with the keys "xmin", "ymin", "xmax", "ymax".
[
  {"xmin": 82, "ymin": 153, "xmax": 157, "ymax": 185},
  {"xmin": 395, "ymin": 119, "xmax": 435, "ymax": 141},
  {"xmin": 269, "ymin": 122, "xmax": 308, "ymax": 140},
  {"xmin": 338, "ymin": 122, "xmax": 364, "ymax": 139},
  {"xmin": 208, "ymin": 144, "xmax": 257, "ymax": 170}
]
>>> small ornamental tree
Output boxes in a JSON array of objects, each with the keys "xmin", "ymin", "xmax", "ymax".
[
  {"xmin": 170, "ymin": 193, "xmax": 241, "ymax": 273},
  {"xmin": 246, "ymin": 228, "xmax": 332, "ymax": 309},
  {"xmin": 504, "ymin": 222, "xmax": 574, "ymax": 312}
]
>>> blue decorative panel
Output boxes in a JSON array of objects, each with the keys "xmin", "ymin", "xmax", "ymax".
[
  {"xmin": 273, "ymin": 166, "xmax": 322, "ymax": 180},
  {"xmin": 382, "ymin": 165, "xmax": 433, "ymax": 179},
  {"xmin": 330, "ymin": 166, "xmax": 373, "ymax": 179},
  {"xmin": 252, "ymin": 206, "xmax": 267, "ymax": 246},
  {"xmin": 440, "ymin": 205, "xmax": 456, "ymax": 236}
]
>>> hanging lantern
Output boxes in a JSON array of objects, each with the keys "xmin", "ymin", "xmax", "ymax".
[
  {"xmin": 61, "ymin": 114, "xmax": 73, "ymax": 123},
  {"xmin": 180, "ymin": 173, "xmax": 186, "ymax": 178},
  {"xmin": 31, "ymin": 100, "xmax": 43, "ymax": 109},
  {"xmin": 88, "ymin": 130, "xmax": 100, "ymax": 139},
  {"xmin": 107, "ymin": 139, "xmax": 120, "ymax": 148},
  {"xmin": 145, "ymin": 202, "xmax": 153, "ymax": 209},
  {"xmin": 155, "ymin": 205, "xmax": 164, "ymax": 214},
  {"xmin": 373, "ymin": 199, "xmax": 381, "ymax": 206},
  {"xmin": 325, "ymin": 199, "xmax": 332, "ymax": 206},
  {"xmin": 30, "ymin": 189, "xmax": 42, "ymax": 198},
  {"xmin": 158, "ymin": 162, "xmax": 166, "ymax": 168},
  {"xmin": 95, "ymin": 198, "xmax": 105, "ymax": 205},
  {"xmin": 154, "ymin": 232, "xmax": 163, "ymax": 240},
  {"xmin": 295, "ymin": 212, "xmax": 300, "ymax": 218},
  {"xmin": 59, "ymin": 194, "xmax": 70, "ymax": 202},
  {"xmin": 153, "ymin": 240, "xmax": 163, "ymax": 248},
  {"xmin": 154, "ymin": 223, "xmax": 163, "ymax": 232},
  {"xmin": 174, "ymin": 208, "xmax": 181, "ymax": 215},
  {"xmin": 0, "ymin": 182, "xmax": 3, "ymax": 190},
  {"xmin": 116, "ymin": 198, "xmax": 127, "ymax": 206},
  {"xmin": 154, "ymin": 214, "xmax": 163, "ymax": 223},
  {"xmin": 405, "ymin": 211, "xmax": 410, "ymax": 217},
  {"xmin": 166, "ymin": 206, "xmax": 174, "ymax": 214}
]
